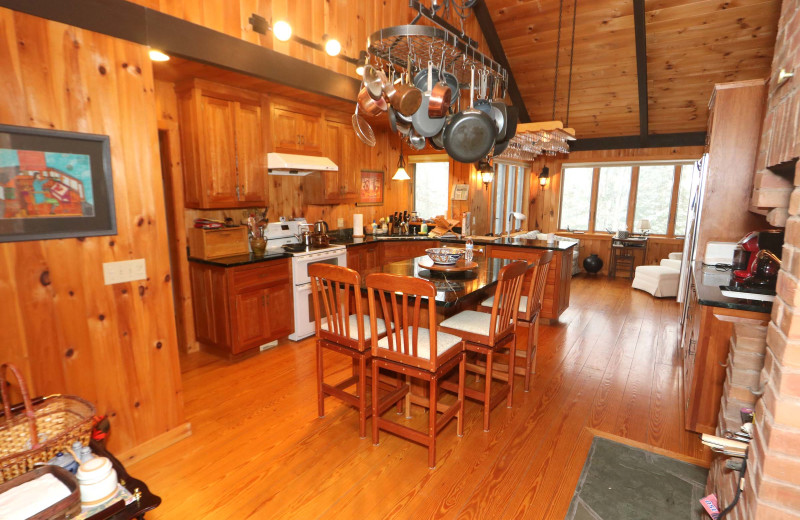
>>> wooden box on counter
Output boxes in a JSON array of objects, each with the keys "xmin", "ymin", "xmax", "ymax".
[{"xmin": 187, "ymin": 226, "xmax": 249, "ymax": 259}]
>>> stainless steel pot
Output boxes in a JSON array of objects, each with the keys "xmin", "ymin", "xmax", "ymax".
[{"xmin": 313, "ymin": 220, "xmax": 329, "ymax": 235}]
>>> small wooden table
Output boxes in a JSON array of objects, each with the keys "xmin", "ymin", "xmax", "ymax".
[{"xmin": 609, "ymin": 236, "xmax": 648, "ymax": 279}]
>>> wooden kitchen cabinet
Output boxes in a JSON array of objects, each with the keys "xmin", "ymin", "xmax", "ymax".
[
  {"xmin": 270, "ymin": 100, "xmax": 322, "ymax": 156},
  {"xmin": 305, "ymin": 115, "xmax": 359, "ymax": 204},
  {"xmin": 177, "ymin": 79, "xmax": 267, "ymax": 209},
  {"xmin": 189, "ymin": 258, "xmax": 293, "ymax": 357},
  {"xmin": 347, "ymin": 242, "xmax": 384, "ymax": 273},
  {"xmin": 382, "ymin": 240, "xmax": 440, "ymax": 263},
  {"xmin": 681, "ymin": 273, "xmax": 769, "ymax": 434},
  {"xmin": 485, "ymin": 245, "xmax": 573, "ymax": 322}
]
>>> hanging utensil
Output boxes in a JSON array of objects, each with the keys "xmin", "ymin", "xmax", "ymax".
[
  {"xmin": 429, "ymin": 52, "xmax": 453, "ymax": 118},
  {"xmin": 352, "ymin": 105, "xmax": 376, "ymax": 147},
  {"xmin": 363, "ymin": 64, "xmax": 384, "ymax": 100},
  {"xmin": 389, "ymin": 69, "xmax": 422, "ymax": 117},
  {"xmin": 411, "ymin": 61, "xmax": 446, "ymax": 138},
  {"xmin": 442, "ymin": 66, "xmax": 496, "ymax": 163},
  {"xmin": 408, "ymin": 128, "xmax": 426, "ymax": 150},
  {"xmin": 357, "ymin": 85, "xmax": 387, "ymax": 117}
]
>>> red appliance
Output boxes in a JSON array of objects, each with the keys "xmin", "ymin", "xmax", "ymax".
[{"xmin": 732, "ymin": 232, "xmax": 760, "ymax": 282}]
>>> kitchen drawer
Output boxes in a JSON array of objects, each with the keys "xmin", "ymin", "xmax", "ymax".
[{"xmin": 231, "ymin": 259, "xmax": 290, "ymax": 290}]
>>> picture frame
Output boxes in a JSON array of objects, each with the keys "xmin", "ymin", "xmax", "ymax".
[
  {"xmin": 356, "ymin": 169, "xmax": 384, "ymax": 206},
  {"xmin": 452, "ymin": 183, "xmax": 469, "ymax": 201},
  {"xmin": 0, "ymin": 124, "xmax": 116, "ymax": 243}
]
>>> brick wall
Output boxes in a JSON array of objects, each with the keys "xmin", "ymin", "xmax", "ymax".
[{"xmin": 746, "ymin": 0, "xmax": 800, "ymax": 517}]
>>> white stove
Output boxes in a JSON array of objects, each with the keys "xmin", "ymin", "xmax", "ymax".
[{"xmin": 264, "ymin": 219, "xmax": 347, "ymax": 341}]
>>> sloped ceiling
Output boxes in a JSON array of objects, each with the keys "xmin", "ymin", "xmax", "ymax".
[{"xmin": 484, "ymin": 0, "xmax": 781, "ymax": 139}]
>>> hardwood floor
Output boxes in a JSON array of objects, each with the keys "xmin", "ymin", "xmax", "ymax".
[{"xmin": 130, "ymin": 275, "xmax": 710, "ymax": 519}]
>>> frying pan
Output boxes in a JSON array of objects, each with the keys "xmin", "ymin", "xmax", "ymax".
[
  {"xmin": 387, "ymin": 106, "xmax": 399, "ymax": 134},
  {"xmin": 414, "ymin": 67, "xmax": 459, "ymax": 105},
  {"xmin": 362, "ymin": 65, "xmax": 384, "ymax": 100},
  {"xmin": 412, "ymin": 63, "xmax": 446, "ymax": 138},
  {"xmin": 442, "ymin": 67, "xmax": 497, "ymax": 163},
  {"xmin": 491, "ymin": 105, "xmax": 518, "ymax": 157},
  {"xmin": 429, "ymin": 128, "xmax": 446, "ymax": 150}
]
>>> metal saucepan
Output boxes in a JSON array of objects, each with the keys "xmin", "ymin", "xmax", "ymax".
[
  {"xmin": 414, "ymin": 68, "xmax": 459, "ymax": 104},
  {"xmin": 362, "ymin": 64, "xmax": 384, "ymax": 100},
  {"xmin": 408, "ymin": 128, "xmax": 426, "ymax": 150},
  {"xmin": 396, "ymin": 119, "xmax": 412, "ymax": 138},
  {"xmin": 428, "ymin": 63, "xmax": 453, "ymax": 118},
  {"xmin": 412, "ymin": 62, "xmax": 446, "ymax": 138},
  {"xmin": 357, "ymin": 86, "xmax": 387, "ymax": 117},
  {"xmin": 429, "ymin": 128, "xmax": 446, "ymax": 150},
  {"xmin": 389, "ymin": 71, "xmax": 422, "ymax": 117},
  {"xmin": 442, "ymin": 67, "xmax": 497, "ymax": 163}
]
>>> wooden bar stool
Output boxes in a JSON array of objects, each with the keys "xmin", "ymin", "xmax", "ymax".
[
  {"xmin": 479, "ymin": 251, "xmax": 553, "ymax": 392},
  {"xmin": 309, "ymin": 263, "xmax": 388, "ymax": 438},
  {"xmin": 365, "ymin": 273, "xmax": 465, "ymax": 469},
  {"xmin": 438, "ymin": 260, "xmax": 528, "ymax": 431}
]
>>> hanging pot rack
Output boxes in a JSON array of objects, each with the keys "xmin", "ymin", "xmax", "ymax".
[{"xmin": 366, "ymin": 24, "xmax": 506, "ymax": 87}]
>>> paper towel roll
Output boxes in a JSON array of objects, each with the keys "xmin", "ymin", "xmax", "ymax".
[{"xmin": 353, "ymin": 214, "xmax": 364, "ymax": 237}]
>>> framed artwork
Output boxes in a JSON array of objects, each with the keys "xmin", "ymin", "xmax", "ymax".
[
  {"xmin": 0, "ymin": 124, "xmax": 116, "ymax": 243},
  {"xmin": 452, "ymin": 183, "xmax": 469, "ymax": 201},
  {"xmin": 357, "ymin": 169, "xmax": 384, "ymax": 206}
]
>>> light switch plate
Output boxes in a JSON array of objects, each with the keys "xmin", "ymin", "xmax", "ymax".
[
  {"xmin": 337, "ymin": 218, "xmax": 344, "ymax": 228},
  {"xmin": 103, "ymin": 259, "xmax": 147, "ymax": 285}
]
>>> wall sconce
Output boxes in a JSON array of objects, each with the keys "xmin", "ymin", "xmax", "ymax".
[
  {"xmin": 248, "ymin": 13, "xmax": 358, "ymax": 64},
  {"xmin": 538, "ymin": 166, "xmax": 550, "ymax": 188},
  {"xmin": 476, "ymin": 159, "xmax": 493, "ymax": 189},
  {"xmin": 392, "ymin": 146, "xmax": 410, "ymax": 180},
  {"xmin": 778, "ymin": 68, "xmax": 795, "ymax": 87}
]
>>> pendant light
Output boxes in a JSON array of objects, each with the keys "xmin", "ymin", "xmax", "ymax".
[{"xmin": 392, "ymin": 144, "xmax": 410, "ymax": 180}]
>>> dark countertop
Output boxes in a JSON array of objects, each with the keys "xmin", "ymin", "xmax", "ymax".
[
  {"xmin": 189, "ymin": 250, "xmax": 290, "ymax": 267},
  {"xmin": 693, "ymin": 264, "xmax": 772, "ymax": 314},
  {"xmin": 359, "ymin": 254, "xmax": 512, "ymax": 308},
  {"xmin": 331, "ymin": 231, "xmax": 577, "ymax": 251}
]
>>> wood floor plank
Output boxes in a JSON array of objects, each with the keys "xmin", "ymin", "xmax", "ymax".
[{"xmin": 128, "ymin": 275, "xmax": 710, "ymax": 519}]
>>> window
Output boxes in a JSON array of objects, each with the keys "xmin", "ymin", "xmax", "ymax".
[
  {"xmin": 558, "ymin": 167, "xmax": 593, "ymax": 231},
  {"xmin": 558, "ymin": 161, "xmax": 697, "ymax": 237},
  {"xmin": 413, "ymin": 160, "xmax": 449, "ymax": 219},
  {"xmin": 490, "ymin": 162, "xmax": 529, "ymax": 235}
]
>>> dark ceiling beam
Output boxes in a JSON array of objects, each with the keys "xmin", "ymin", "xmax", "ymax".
[
  {"xmin": 633, "ymin": 0, "xmax": 649, "ymax": 141},
  {"xmin": 472, "ymin": 0, "xmax": 531, "ymax": 123},
  {"xmin": 0, "ymin": 0, "xmax": 361, "ymax": 103},
  {"xmin": 569, "ymin": 132, "xmax": 707, "ymax": 151}
]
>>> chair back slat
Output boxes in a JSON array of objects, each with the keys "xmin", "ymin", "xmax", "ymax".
[
  {"xmin": 366, "ymin": 273, "xmax": 438, "ymax": 369},
  {"xmin": 523, "ymin": 251, "xmax": 553, "ymax": 320},
  {"xmin": 487, "ymin": 261, "xmax": 529, "ymax": 345},
  {"xmin": 309, "ymin": 264, "xmax": 365, "ymax": 350}
]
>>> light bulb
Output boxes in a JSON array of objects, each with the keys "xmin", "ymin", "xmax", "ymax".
[
  {"xmin": 272, "ymin": 21, "xmax": 292, "ymax": 42},
  {"xmin": 325, "ymin": 38, "xmax": 341, "ymax": 57},
  {"xmin": 148, "ymin": 50, "xmax": 170, "ymax": 62},
  {"xmin": 392, "ymin": 167, "xmax": 410, "ymax": 181},
  {"xmin": 355, "ymin": 64, "xmax": 365, "ymax": 76}
]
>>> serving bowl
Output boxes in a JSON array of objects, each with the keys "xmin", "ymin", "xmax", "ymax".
[{"xmin": 425, "ymin": 247, "xmax": 465, "ymax": 265}]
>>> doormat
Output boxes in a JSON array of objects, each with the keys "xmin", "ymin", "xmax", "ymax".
[{"xmin": 565, "ymin": 437, "xmax": 708, "ymax": 520}]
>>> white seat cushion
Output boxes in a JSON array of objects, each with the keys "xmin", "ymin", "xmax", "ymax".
[
  {"xmin": 321, "ymin": 314, "xmax": 386, "ymax": 340},
  {"xmin": 440, "ymin": 310, "xmax": 512, "ymax": 336},
  {"xmin": 668, "ymin": 252, "xmax": 683, "ymax": 261},
  {"xmin": 631, "ymin": 265, "xmax": 680, "ymax": 298},
  {"xmin": 659, "ymin": 258, "xmax": 681, "ymax": 271},
  {"xmin": 376, "ymin": 328, "xmax": 462, "ymax": 360},
  {"xmin": 480, "ymin": 295, "xmax": 528, "ymax": 313}
]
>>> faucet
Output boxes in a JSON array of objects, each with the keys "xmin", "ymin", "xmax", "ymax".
[{"xmin": 508, "ymin": 212, "xmax": 527, "ymax": 234}]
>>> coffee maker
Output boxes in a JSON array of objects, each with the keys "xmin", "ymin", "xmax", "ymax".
[{"xmin": 732, "ymin": 230, "xmax": 784, "ymax": 286}]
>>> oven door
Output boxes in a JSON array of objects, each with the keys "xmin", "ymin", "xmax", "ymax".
[
  {"xmin": 288, "ymin": 283, "xmax": 316, "ymax": 341},
  {"xmin": 292, "ymin": 249, "xmax": 347, "ymax": 286}
]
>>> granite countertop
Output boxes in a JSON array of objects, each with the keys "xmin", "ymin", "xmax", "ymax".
[
  {"xmin": 330, "ymin": 231, "xmax": 577, "ymax": 251},
  {"xmin": 359, "ymin": 254, "xmax": 510, "ymax": 308},
  {"xmin": 693, "ymin": 264, "xmax": 773, "ymax": 314},
  {"xmin": 188, "ymin": 250, "xmax": 290, "ymax": 267}
]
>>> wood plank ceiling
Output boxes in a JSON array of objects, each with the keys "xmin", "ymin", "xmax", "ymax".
[{"xmin": 483, "ymin": 0, "xmax": 781, "ymax": 139}]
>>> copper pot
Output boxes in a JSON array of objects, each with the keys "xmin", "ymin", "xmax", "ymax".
[
  {"xmin": 428, "ymin": 80, "xmax": 452, "ymax": 118},
  {"xmin": 387, "ymin": 72, "xmax": 422, "ymax": 117},
  {"xmin": 357, "ymin": 86, "xmax": 387, "ymax": 117}
]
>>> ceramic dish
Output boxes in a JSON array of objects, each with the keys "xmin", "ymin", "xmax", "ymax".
[{"xmin": 425, "ymin": 247, "xmax": 465, "ymax": 265}]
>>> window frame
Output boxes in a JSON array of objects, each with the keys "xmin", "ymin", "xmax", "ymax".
[
  {"xmin": 557, "ymin": 160, "xmax": 696, "ymax": 238},
  {"xmin": 490, "ymin": 160, "xmax": 530, "ymax": 235}
]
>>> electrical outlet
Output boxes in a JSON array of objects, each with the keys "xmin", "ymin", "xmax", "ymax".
[
  {"xmin": 103, "ymin": 259, "xmax": 147, "ymax": 285},
  {"xmin": 337, "ymin": 218, "xmax": 344, "ymax": 228},
  {"xmin": 472, "ymin": 216, "xmax": 476, "ymax": 224}
]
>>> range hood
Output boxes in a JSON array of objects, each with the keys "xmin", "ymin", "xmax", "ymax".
[{"xmin": 267, "ymin": 152, "xmax": 338, "ymax": 176}]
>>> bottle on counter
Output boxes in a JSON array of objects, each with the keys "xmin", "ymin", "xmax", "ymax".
[{"xmin": 465, "ymin": 237, "xmax": 474, "ymax": 262}]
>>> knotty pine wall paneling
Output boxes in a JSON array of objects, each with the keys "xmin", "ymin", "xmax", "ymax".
[{"xmin": 0, "ymin": 9, "xmax": 188, "ymax": 460}]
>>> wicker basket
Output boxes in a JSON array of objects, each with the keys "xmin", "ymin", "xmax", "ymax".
[{"xmin": 0, "ymin": 363, "xmax": 95, "ymax": 483}]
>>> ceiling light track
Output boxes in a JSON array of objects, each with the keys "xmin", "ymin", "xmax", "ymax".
[{"xmin": 248, "ymin": 13, "xmax": 360, "ymax": 65}]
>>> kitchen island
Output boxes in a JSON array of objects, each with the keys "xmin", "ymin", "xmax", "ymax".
[{"xmin": 334, "ymin": 233, "xmax": 577, "ymax": 322}]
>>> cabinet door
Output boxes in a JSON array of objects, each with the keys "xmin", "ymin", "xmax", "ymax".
[
  {"xmin": 232, "ymin": 287, "xmax": 269, "ymax": 353},
  {"xmin": 363, "ymin": 244, "xmax": 382, "ymax": 270},
  {"xmin": 271, "ymin": 106, "xmax": 302, "ymax": 153},
  {"xmin": 265, "ymin": 282, "xmax": 294, "ymax": 339},
  {"xmin": 200, "ymin": 95, "xmax": 239, "ymax": 206},
  {"xmin": 347, "ymin": 248, "xmax": 363, "ymax": 273},
  {"xmin": 235, "ymin": 101, "xmax": 266, "ymax": 205},
  {"xmin": 299, "ymin": 113, "xmax": 322, "ymax": 155}
]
